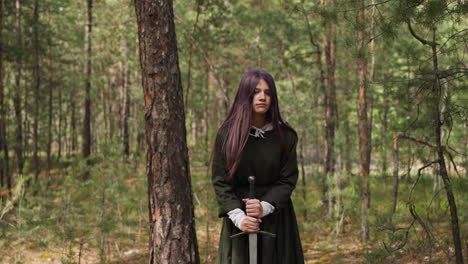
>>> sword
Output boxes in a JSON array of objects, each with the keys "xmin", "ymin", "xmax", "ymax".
[
  {"xmin": 248, "ymin": 176, "xmax": 257, "ymax": 264},
  {"xmin": 230, "ymin": 176, "xmax": 276, "ymax": 264}
]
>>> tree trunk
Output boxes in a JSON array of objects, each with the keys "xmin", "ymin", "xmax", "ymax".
[
  {"xmin": 381, "ymin": 68, "xmax": 389, "ymax": 189},
  {"xmin": 301, "ymin": 3, "xmax": 328, "ymax": 206},
  {"xmin": 184, "ymin": 0, "xmax": 201, "ymax": 109},
  {"xmin": 45, "ymin": 8, "xmax": 53, "ymax": 184},
  {"xmin": 299, "ymin": 135, "xmax": 307, "ymax": 219},
  {"xmin": 321, "ymin": 0, "xmax": 338, "ymax": 217},
  {"xmin": 391, "ymin": 133, "xmax": 399, "ymax": 216},
  {"xmin": 14, "ymin": 0, "xmax": 24, "ymax": 175},
  {"xmin": 428, "ymin": 27, "xmax": 464, "ymax": 264},
  {"xmin": 109, "ymin": 70, "xmax": 118, "ymax": 140},
  {"xmin": 33, "ymin": 0, "xmax": 41, "ymax": 183},
  {"xmin": 356, "ymin": 0, "xmax": 370, "ymax": 241},
  {"xmin": 0, "ymin": 0, "xmax": 10, "ymax": 192},
  {"xmin": 71, "ymin": 88, "xmax": 77, "ymax": 154},
  {"xmin": 120, "ymin": 40, "xmax": 130, "ymax": 157},
  {"xmin": 57, "ymin": 69, "xmax": 63, "ymax": 161},
  {"xmin": 82, "ymin": 0, "xmax": 92, "ymax": 164},
  {"xmin": 134, "ymin": 0, "xmax": 200, "ymax": 263}
]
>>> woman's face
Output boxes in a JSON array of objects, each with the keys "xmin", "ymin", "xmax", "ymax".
[{"xmin": 252, "ymin": 79, "xmax": 271, "ymax": 115}]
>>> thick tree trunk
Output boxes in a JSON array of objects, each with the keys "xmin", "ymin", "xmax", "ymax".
[
  {"xmin": 134, "ymin": 0, "xmax": 200, "ymax": 263},
  {"xmin": 82, "ymin": 0, "xmax": 92, "ymax": 163},
  {"xmin": 33, "ymin": 0, "xmax": 41, "ymax": 183},
  {"xmin": 356, "ymin": 0, "xmax": 370, "ymax": 241},
  {"xmin": 14, "ymin": 0, "xmax": 24, "ymax": 175}
]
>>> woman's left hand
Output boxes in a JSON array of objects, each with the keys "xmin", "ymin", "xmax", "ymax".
[{"xmin": 242, "ymin": 198, "xmax": 263, "ymax": 218}]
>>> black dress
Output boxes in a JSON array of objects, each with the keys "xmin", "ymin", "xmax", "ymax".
[{"xmin": 212, "ymin": 125, "xmax": 304, "ymax": 264}]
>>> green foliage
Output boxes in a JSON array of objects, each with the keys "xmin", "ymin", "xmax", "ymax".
[
  {"xmin": 0, "ymin": 0, "xmax": 466, "ymax": 262},
  {"xmin": 0, "ymin": 148, "xmax": 146, "ymax": 263}
]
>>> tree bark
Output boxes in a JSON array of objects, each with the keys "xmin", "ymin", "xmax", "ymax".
[
  {"xmin": 82, "ymin": 0, "xmax": 92, "ymax": 163},
  {"xmin": 356, "ymin": 0, "xmax": 370, "ymax": 241},
  {"xmin": 134, "ymin": 0, "xmax": 200, "ymax": 263}
]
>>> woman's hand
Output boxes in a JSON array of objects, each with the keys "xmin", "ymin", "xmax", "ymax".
[
  {"xmin": 242, "ymin": 198, "xmax": 263, "ymax": 218},
  {"xmin": 240, "ymin": 216, "xmax": 262, "ymax": 233}
]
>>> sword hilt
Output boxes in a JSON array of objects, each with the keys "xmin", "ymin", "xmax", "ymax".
[
  {"xmin": 248, "ymin": 176, "xmax": 255, "ymax": 199},
  {"xmin": 230, "ymin": 175, "xmax": 277, "ymax": 240}
]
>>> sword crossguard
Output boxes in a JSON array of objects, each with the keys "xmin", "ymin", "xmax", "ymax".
[{"xmin": 230, "ymin": 230, "xmax": 276, "ymax": 239}]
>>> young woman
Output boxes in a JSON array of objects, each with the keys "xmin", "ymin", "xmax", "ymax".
[{"xmin": 211, "ymin": 69, "xmax": 304, "ymax": 264}]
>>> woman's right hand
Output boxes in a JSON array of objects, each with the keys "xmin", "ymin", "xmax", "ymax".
[{"xmin": 240, "ymin": 216, "xmax": 262, "ymax": 233}]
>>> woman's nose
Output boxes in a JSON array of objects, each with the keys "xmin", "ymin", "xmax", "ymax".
[{"xmin": 259, "ymin": 92, "xmax": 265, "ymax": 100}]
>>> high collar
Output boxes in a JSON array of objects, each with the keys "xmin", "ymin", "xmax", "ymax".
[{"xmin": 249, "ymin": 122, "xmax": 273, "ymax": 138}]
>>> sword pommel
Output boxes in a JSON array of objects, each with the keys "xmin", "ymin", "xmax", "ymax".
[
  {"xmin": 248, "ymin": 176, "xmax": 255, "ymax": 184},
  {"xmin": 248, "ymin": 176, "xmax": 255, "ymax": 199}
]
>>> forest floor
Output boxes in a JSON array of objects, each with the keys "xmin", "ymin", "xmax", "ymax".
[
  {"xmin": 1, "ymin": 217, "xmax": 447, "ymax": 264},
  {"xmin": 1, "ymin": 226, "xmax": 368, "ymax": 264},
  {"xmin": 0, "ymin": 156, "xmax": 465, "ymax": 263}
]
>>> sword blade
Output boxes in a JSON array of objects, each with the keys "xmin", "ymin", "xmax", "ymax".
[{"xmin": 249, "ymin": 233, "xmax": 257, "ymax": 264}]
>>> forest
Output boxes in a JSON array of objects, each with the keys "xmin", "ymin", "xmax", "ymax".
[{"xmin": 0, "ymin": 0, "xmax": 466, "ymax": 263}]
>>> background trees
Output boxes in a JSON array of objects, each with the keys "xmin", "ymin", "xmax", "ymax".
[{"xmin": 0, "ymin": 0, "xmax": 466, "ymax": 263}]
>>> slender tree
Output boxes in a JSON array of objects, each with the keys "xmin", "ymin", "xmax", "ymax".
[
  {"xmin": 406, "ymin": 22, "xmax": 464, "ymax": 264},
  {"xmin": 120, "ymin": 40, "xmax": 130, "ymax": 157},
  {"xmin": 14, "ymin": 0, "xmax": 24, "ymax": 175},
  {"xmin": 300, "ymin": 2, "xmax": 328, "ymax": 206},
  {"xmin": 82, "ymin": 0, "xmax": 92, "ymax": 164},
  {"xmin": 32, "ymin": 0, "xmax": 40, "ymax": 182},
  {"xmin": 321, "ymin": 0, "xmax": 339, "ymax": 217},
  {"xmin": 134, "ymin": 0, "xmax": 200, "ymax": 263},
  {"xmin": 46, "ymin": 7, "xmax": 53, "ymax": 182},
  {"xmin": 0, "ymin": 0, "xmax": 10, "ymax": 192},
  {"xmin": 356, "ymin": 0, "xmax": 371, "ymax": 241}
]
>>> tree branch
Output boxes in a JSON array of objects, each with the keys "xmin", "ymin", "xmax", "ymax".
[
  {"xmin": 406, "ymin": 20, "xmax": 437, "ymax": 46},
  {"xmin": 397, "ymin": 133, "xmax": 437, "ymax": 148}
]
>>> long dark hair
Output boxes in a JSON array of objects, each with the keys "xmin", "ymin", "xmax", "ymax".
[{"xmin": 212, "ymin": 69, "xmax": 293, "ymax": 179}]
